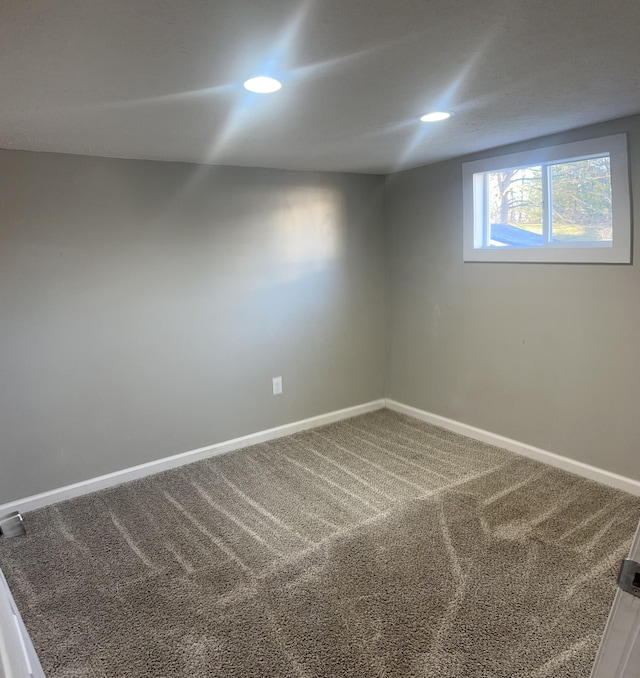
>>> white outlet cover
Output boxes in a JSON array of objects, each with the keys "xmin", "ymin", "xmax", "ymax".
[{"xmin": 272, "ymin": 376, "xmax": 283, "ymax": 396}]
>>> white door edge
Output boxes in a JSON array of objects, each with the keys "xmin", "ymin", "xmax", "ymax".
[{"xmin": 590, "ymin": 519, "xmax": 640, "ymax": 677}]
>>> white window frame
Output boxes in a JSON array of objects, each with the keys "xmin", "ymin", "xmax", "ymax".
[{"xmin": 462, "ymin": 133, "xmax": 631, "ymax": 263}]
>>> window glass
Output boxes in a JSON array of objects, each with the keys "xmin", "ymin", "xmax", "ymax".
[
  {"xmin": 550, "ymin": 157, "xmax": 612, "ymax": 243},
  {"xmin": 487, "ymin": 166, "xmax": 543, "ymax": 247}
]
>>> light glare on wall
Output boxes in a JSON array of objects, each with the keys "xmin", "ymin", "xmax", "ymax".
[{"xmin": 276, "ymin": 186, "xmax": 342, "ymax": 275}]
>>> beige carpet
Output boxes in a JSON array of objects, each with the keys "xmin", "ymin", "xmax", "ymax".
[{"xmin": 1, "ymin": 409, "xmax": 639, "ymax": 677}]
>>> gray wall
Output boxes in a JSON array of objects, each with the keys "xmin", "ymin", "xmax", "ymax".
[
  {"xmin": 386, "ymin": 115, "xmax": 640, "ymax": 482},
  {"xmin": 0, "ymin": 151, "xmax": 387, "ymax": 502}
]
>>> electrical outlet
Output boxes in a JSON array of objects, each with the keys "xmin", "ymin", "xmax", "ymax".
[{"xmin": 272, "ymin": 376, "xmax": 283, "ymax": 396}]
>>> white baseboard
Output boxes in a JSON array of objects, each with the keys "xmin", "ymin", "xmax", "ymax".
[
  {"xmin": 5, "ymin": 397, "xmax": 637, "ymax": 516},
  {"xmin": 0, "ymin": 400, "xmax": 386, "ymax": 515},
  {"xmin": 385, "ymin": 399, "xmax": 640, "ymax": 497}
]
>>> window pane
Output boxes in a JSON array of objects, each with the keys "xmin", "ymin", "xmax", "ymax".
[
  {"xmin": 487, "ymin": 167, "xmax": 543, "ymax": 247},
  {"xmin": 550, "ymin": 156, "xmax": 612, "ymax": 243}
]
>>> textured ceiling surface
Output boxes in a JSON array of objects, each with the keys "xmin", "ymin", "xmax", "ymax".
[{"xmin": 2, "ymin": 0, "xmax": 640, "ymax": 173}]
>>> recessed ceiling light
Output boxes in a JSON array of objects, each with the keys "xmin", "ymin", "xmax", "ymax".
[
  {"xmin": 243, "ymin": 76, "xmax": 282, "ymax": 94},
  {"xmin": 420, "ymin": 111, "xmax": 453, "ymax": 122}
]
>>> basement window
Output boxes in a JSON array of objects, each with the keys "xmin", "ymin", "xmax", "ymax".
[{"xmin": 462, "ymin": 133, "xmax": 631, "ymax": 263}]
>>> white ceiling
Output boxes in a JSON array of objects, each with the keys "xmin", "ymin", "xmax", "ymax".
[{"xmin": 2, "ymin": 0, "xmax": 640, "ymax": 174}]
